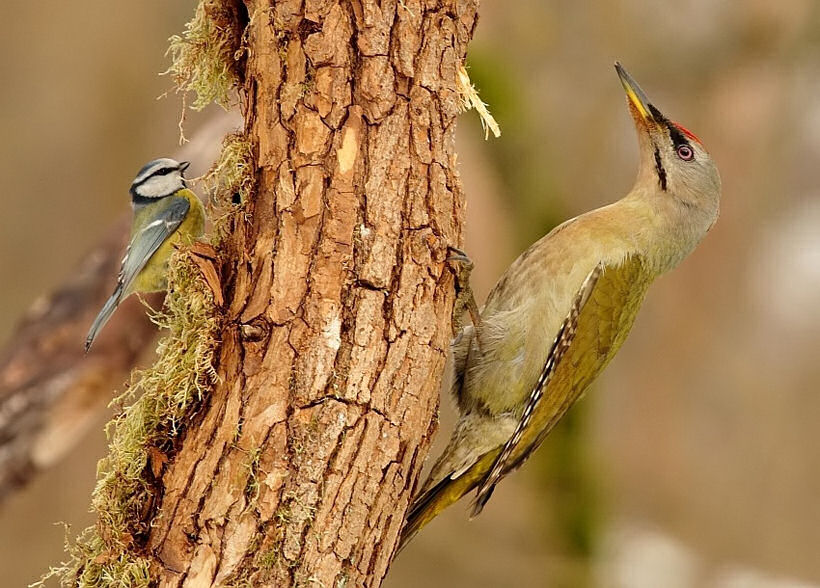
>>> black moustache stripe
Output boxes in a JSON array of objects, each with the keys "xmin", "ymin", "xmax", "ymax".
[{"xmin": 654, "ymin": 147, "xmax": 668, "ymax": 191}]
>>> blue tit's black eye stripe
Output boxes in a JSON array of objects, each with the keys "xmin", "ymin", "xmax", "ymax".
[
  {"xmin": 135, "ymin": 167, "xmax": 176, "ymax": 182},
  {"xmin": 131, "ymin": 168, "xmax": 174, "ymax": 189},
  {"xmin": 133, "ymin": 158, "xmax": 182, "ymax": 183}
]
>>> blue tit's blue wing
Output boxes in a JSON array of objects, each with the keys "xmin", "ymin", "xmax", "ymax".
[
  {"xmin": 118, "ymin": 196, "xmax": 190, "ymax": 295},
  {"xmin": 85, "ymin": 196, "xmax": 189, "ymax": 352}
]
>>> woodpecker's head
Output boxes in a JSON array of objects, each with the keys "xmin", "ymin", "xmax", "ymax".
[{"xmin": 615, "ymin": 62, "xmax": 720, "ymax": 223}]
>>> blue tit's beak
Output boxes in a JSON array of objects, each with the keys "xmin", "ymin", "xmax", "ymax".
[{"xmin": 179, "ymin": 161, "xmax": 191, "ymax": 173}]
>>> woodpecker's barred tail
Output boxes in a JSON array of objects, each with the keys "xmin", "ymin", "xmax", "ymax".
[{"xmin": 398, "ymin": 451, "xmax": 499, "ymax": 552}]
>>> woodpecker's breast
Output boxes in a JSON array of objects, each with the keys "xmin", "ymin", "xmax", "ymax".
[{"xmin": 460, "ymin": 204, "xmax": 655, "ymax": 416}]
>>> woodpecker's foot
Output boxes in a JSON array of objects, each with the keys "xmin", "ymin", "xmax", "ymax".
[
  {"xmin": 447, "ymin": 247, "xmax": 482, "ymax": 341},
  {"xmin": 446, "ymin": 246, "xmax": 474, "ymax": 271}
]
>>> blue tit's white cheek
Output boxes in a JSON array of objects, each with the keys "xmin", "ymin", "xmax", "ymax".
[{"xmin": 135, "ymin": 173, "xmax": 184, "ymax": 198}]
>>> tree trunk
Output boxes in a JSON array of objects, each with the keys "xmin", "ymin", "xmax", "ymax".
[{"xmin": 148, "ymin": 1, "xmax": 478, "ymax": 585}]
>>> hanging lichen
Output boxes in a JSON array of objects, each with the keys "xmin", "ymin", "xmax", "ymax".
[
  {"xmin": 166, "ymin": 0, "xmax": 248, "ymax": 111},
  {"xmin": 202, "ymin": 131, "xmax": 256, "ymax": 243}
]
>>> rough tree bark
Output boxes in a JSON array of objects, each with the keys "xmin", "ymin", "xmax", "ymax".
[{"xmin": 147, "ymin": 1, "xmax": 479, "ymax": 586}]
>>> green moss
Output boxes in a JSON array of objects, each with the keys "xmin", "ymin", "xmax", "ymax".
[
  {"xmin": 243, "ymin": 446, "xmax": 263, "ymax": 506},
  {"xmin": 258, "ymin": 548, "xmax": 278, "ymax": 571},
  {"xmin": 198, "ymin": 132, "xmax": 255, "ymax": 248},
  {"xmin": 166, "ymin": 0, "xmax": 247, "ymax": 111},
  {"xmin": 38, "ymin": 253, "xmax": 220, "ymax": 587},
  {"xmin": 203, "ymin": 132, "xmax": 255, "ymax": 230},
  {"xmin": 273, "ymin": 502, "xmax": 292, "ymax": 526}
]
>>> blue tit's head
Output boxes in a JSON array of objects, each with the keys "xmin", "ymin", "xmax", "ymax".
[{"xmin": 130, "ymin": 158, "xmax": 190, "ymax": 201}]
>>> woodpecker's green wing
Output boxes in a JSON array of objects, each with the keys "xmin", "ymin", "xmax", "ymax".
[
  {"xmin": 472, "ymin": 254, "xmax": 651, "ymax": 515},
  {"xmin": 119, "ymin": 196, "xmax": 190, "ymax": 295}
]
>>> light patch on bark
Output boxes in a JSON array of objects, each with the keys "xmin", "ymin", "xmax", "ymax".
[
  {"xmin": 337, "ymin": 123, "xmax": 359, "ymax": 175},
  {"xmin": 323, "ymin": 314, "xmax": 342, "ymax": 352}
]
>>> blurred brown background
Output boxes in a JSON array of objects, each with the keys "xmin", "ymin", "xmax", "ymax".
[{"xmin": 3, "ymin": 1, "xmax": 820, "ymax": 587}]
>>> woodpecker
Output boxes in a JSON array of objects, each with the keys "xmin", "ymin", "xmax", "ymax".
[{"xmin": 399, "ymin": 63, "xmax": 720, "ymax": 548}]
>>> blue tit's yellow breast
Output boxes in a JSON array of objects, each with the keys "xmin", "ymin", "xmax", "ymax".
[
  {"xmin": 173, "ymin": 188, "xmax": 206, "ymax": 243},
  {"xmin": 131, "ymin": 189, "xmax": 206, "ymax": 293}
]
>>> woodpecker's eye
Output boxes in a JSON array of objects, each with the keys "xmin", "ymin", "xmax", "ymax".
[{"xmin": 676, "ymin": 145, "xmax": 694, "ymax": 161}]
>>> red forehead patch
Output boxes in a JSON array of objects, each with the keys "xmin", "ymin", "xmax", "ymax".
[{"xmin": 673, "ymin": 122, "xmax": 702, "ymax": 145}]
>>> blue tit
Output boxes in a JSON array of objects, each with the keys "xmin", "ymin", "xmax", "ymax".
[{"xmin": 85, "ymin": 158, "xmax": 206, "ymax": 352}]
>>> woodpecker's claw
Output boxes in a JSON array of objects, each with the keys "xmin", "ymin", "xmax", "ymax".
[
  {"xmin": 446, "ymin": 247, "xmax": 483, "ymax": 348},
  {"xmin": 446, "ymin": 246, "xmax": 474, "ymax": 269}
]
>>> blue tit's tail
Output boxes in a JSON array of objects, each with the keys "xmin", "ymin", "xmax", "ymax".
[{"xmin": 85, "ymin": 287, "xmax": 123, "ymax": 353}]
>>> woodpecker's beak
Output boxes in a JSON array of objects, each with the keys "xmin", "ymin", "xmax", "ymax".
[{"xmin": 615, "ymin": 62, "xmax": 656, "ymax": 125}]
